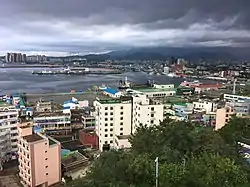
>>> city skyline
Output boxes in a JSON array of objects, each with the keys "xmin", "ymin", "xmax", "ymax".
[{"xmin": 0, "ymin": 0, "xmax": 250, "ymax": 56}]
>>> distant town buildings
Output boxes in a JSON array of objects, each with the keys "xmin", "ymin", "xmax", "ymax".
[{"xmin": 5, "ymin": 52, "xmax": 47, "ymax": 63}]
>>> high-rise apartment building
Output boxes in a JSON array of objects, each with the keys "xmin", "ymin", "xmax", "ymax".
[
  {"xmin": 94, "ymin": 95, "xmax": 165, "ymax": 151},
  {"xmin": 18, "ymin": 122, "xmax": 61, "ymax": 187},
  {"xmin": 0, "ymin": 102, "xmax": 19, "ymax": 170},
  {"xmin": 94, "ymin": 97, "xmax": 132, "ymax": 151},
  {"xmin": 5, "ymin": 52, "xmax": 27, "ymax": 63}
]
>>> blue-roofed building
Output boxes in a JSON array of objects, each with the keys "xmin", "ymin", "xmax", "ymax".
[{"xmin": 103, "ymin": 87, "xmax": 122, "ymax": 98}]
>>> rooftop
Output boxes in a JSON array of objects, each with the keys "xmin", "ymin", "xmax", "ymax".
[
  {"xmin": 104, "ymin": 88, "xmax": 120, "ymax": 95},
  {"xmin": 134, "ymin": 88, "xmax": 175, "ymax": 93},
  {"xmin": 23, "ymin": 134, "xmax": 44, "ymax": 143},
  {"xmin": 97, "ymin": 96, "xmax": 131, "ymax": 104}
]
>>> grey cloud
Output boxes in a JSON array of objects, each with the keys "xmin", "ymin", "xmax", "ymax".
[{"xmin": 0, "ymin": 0, "xmax": 250, "ymax": 54}]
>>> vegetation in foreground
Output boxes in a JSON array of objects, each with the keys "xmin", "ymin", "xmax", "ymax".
[{"xmin": 68, "ymin": 117, "xmax": 250, "ymax": 187}]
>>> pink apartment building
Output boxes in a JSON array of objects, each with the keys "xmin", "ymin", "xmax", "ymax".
[
  {"xmin": 18, "ymin": 122, "xmax": 61, "ymax": 187},
  {"xmin": 215, "ymin": 105, "xmax": 235, "ymax": 130}
]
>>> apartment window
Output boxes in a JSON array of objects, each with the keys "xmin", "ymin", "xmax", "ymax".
[
  {"xmin": 45, "ymin": 143, "xmax": 47, "ymax": 145},
  {"xmin": 105, "ymin": 112, "xmax": 108, "ymax": 116},
  {"xmin": 12, "ymin": 145, "xmax": 17, "ymax": 149},
  {"xmin": 105, "ymin": 123, "xmax": 108, "ymax": 127},
  {"xmin": 226, "ymin": 114, "xmax": 229, "ymax": 117},
  {"xmin": 120, "ymin": 117, "xmax": 123, "ymax": 120},
  {"xmin": 110, "ymin": 107, "xmax": 113, "ymax": 110},
  {"xmin": 110, "ymin": 112, "xmax": 113, "ymax": 115},
  {"xmin": 45, "ymin": 158, "xmax": 48, "ymax": 160},
  {"xmin": 121, "ymin": 106, "xmax": 123, "ymax": 110},
  {"xmin": 120, "ymin": 133, "xmax": 123, "ymax": 135},
  {"xmin": 105, "ymin": 141, "xmax": 108, "ymax": 144},
  {"xmin": 45, "ymin": 151, "xmax": 47, "ymax": 153},
  {"xmin": 105, "ymin": 107, "xmax": 108, "ymax": 110},
  {"xmin": 151, "ymin": 120, "xmax": 154, "ymax": 124},
  {"xmin": 226, "ymin": 109, "xmax": 229, "ymax": 112},
  {"xmin": 151, "ymin": 114, "xmax": 154, "ymax": 117},
  {"xmin": 105, "ymin": 134, "xmax": 108, "ymax": 137},
  {"xmin": 46, "ymin": 166, "xmax": 48, "ymax": 168},
  {"xmin": 46, "ymin": 173, "xmax": 48, "ymax": 176},
  {"xmin": 110, "ymin": 128, "xmax": 113, "ymax": 132},
  {"xmin": 11, "ymin": 127, "xmax": 17, "ymax": 130},
  {"xmin": 225, "ymin": 119, "xmax": 229, "ymax": 122},
  {"xmin": 110, "ymin": 117, "xmax": 113, "ymax": 121},
  {"xmin": 105, "ymin": 118, "xmax": 108, "ymax": 121},
  {"xmin": 231, "ymin": 109, "xmax": 234, "ymax": 112},
  {"xmin": 110, "ymin": 140, "xmax": 113, "ymax": 144},
  {"xmin": 120, "ymin": 112, "xmax": 123, "ymax": 115},
  {"xmin": 120, "ymin": 122, "xmax": 123, "ymax": 125},
  {"xmin": 110, "ymin": 134, "xmax": 113, "ymax": 137},
  {"xmin": 110, "ymin": 123, "xmax": 113, "ymax": 126},
  {"xmin": 105, "ymin": 129, "xmax": 108, "ymax": 132},
  {"xmin": 151, "ymin": 107, "xmax": 155, "ymax": 111}
]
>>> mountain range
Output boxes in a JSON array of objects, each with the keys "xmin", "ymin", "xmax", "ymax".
[{"xmin": 61, "ymin": 47, "xmax": 250, "ymax": 61}]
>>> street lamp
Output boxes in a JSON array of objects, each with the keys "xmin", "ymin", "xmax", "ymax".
[{"xmin": 155, "ymin": 157, "xmax": 159, "ymax": 187}]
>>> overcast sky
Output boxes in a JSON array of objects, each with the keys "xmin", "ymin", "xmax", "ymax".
[{"xmin": 0, "ymin": 0, "xmax": 250, "ymax": 56}]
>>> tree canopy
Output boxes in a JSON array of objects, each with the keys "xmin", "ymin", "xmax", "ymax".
[{"xmin": 67, "ymin": 117, "xmax": 250, "ymax": 187}]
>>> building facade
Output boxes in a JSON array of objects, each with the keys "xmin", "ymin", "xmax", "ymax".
[
  {"xmin": 94, "ymin": 97, "xmax": 132, "ymax": 151},
  {"xmin": 0, "ymin": 103, "xmax": 19, "ymax": 170},
  {"xmin": 18, "ymin": 122, "xmax": 61, "ymax": 187},
  {"xmin": 215, "ymin": 104, "xmax": 235, "ymax": 130}
]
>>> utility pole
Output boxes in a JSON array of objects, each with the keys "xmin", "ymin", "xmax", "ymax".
[{"xmin": 155, "ymin": 157, "xmax": 159, "ymax": 187}]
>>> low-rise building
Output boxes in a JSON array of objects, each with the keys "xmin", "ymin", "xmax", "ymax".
[
  {"xmin": 33, "ymin": 112, "xmax": 71, "ymax": 131},
  {"xmin": 36, "ymin": 100, "xmax": 53, "ymax": 112},
  {"xmin": 18, "ymin": 122, "xmax": 61, "ymax": 187},
  {"xmin": 215, "ymin": 104, "xmax": 235, "ymax": 130},
  {"xmin": 193, "ymin": 100, "xmax": 217, "ymax": 113},
  {"xmin": 132, "ymin": 87, "xmax": 175, "ymax": 98},
  {"xmin": 114, "ymin": 135, "xmax": 131, "ymax": 150},
  {"xmin": 103, "ymin": 88, "xmax": 122, "ymax": 98}
]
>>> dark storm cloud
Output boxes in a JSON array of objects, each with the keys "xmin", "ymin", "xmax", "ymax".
[{"xmin": 0, "ymin": 0, "xmax": 250, "ymax": 55}]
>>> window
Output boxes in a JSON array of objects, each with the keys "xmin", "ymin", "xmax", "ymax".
[
  {"xmin": 225, "ymin": 119, "xmax": 229, "ymax": 122},
  {"xmin": 110, "ymin": 123, "xmax": 113, "ymax": 126},
  {"xmin": 105, "ymin": 118, "xmax": 108, "ymax": 121},
  {"xmin": 105, "ymin": 129, "xmax": 108, "ymax": 132},
  {"xmin": 46, "ymin": 166, "xmax": 48, "ymax": 168},
  {"xmin": 105, "ymin": 134, "xmax": 108, "ymax": 137},
  {"xmin": 110, "ymin": 128, "xmax": 113, "ymax": 131},
  {"xmin": 105, "ymin": 141, "xmax": 108, "ymax": 144},
  {"xmin": 120, "ymin": 133, "xmax": 123, "ymax": 135},
  {"xmin": 45, "ymin": 143, "xmax": 47, "ymax": 145},
  {"xmin": 105, "ymin": 112, "xmax": 108, "ymax": 116},
  {"xmin": 151, "ymin": 120, "xmax": 154, "ymax": 124},
  {"xmin": 151, "ymin": 114, "xmax": 154, "ymax": 117},
  {"xmin": 151, "ymin": 107, "xmax": 154, "ymax": 111},
  {"xmin": 110, "ymin": 117, "xmax": 113, "ymax": 121},
  {"xmin": 46, "ymin": 173, "xmax": 48, "ymax": 176},
  {"xmin": 110, "ymin": 107, "xmax": 113, "ymax": 110},
  {"xmin": 120, "ymin": 117, "xmax": 123, "ymax": 120},
  {"xmin": 226, "ymin": 114, "xmax": 229, "ymax": 117},
  {"xmin": 120, "ymin": 122, "xmax": 123, "ymax": 125},
  {"xmin": 120, "ymin": 112, "xmax": 123, "ymax": 115},
  {"xmin": 105, "ymin": 107, "xmax": 108, "ymax": 110},
  {"xmin": 120, "ymin": 128, "xmax": 123, "ymax": 131},
  {"xmin": 110, "ymin": 112, "xmax": 113, "ymax": 115},
  {"xmin": 110, "ymin": 140, "xmax": 113, "ymax": 144},
  {"xmin": 105, "ymin": 123, "xmax": 108, "ymax": 127},
  {"xmin": 45, "ymin": 151, "xmax": 47, "ymax": 153},
  {"xmin": 120, "ymin": 106, "xmax": 123, "ymax": 109},
  {"xmin": 45, "ymin": 158, "xmax": 48, "ymax": 160},
  {"xmin": 110, "ymin": 134, "xmax": 113, "ymax": 137}
]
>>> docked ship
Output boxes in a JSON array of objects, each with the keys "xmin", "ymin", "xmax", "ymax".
[{"xmin": 118, "ymin": 77, "xmax": 131, "ymax": 89}]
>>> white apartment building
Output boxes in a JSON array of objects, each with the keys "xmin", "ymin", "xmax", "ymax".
[
  {"xmin": 94, "ymin": 97, "xmax": 132, "ymax": 151},
  {"xmin": 0, "ymin": 103, "xmax": 19, "ymax": 170},
  {"xmin": 224, "ymin": 94, "xmax": 250, "ymax": 102},
  {"xmin": 193, "ymin": 100, "xmax": 217, "ymax": 113},
  {"xmin": 94, "ymin": 94, "xmax": 164, "ymax": 151},
  {"xmin": 132, "ymin": 94, "xmax": 164, "ymax": 133}
]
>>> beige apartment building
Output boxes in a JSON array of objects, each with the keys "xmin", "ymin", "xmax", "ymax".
[
  {"xmin": 18, "ymin": 122, "xmax": 61, "ymax": 187},
  {"xmin": 132, "ymin": 94, "xmax": 164, "ymax": 133},
  {"xmin": 215, "ymin": 104, "xmax": 235, "ymax": 130}
]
